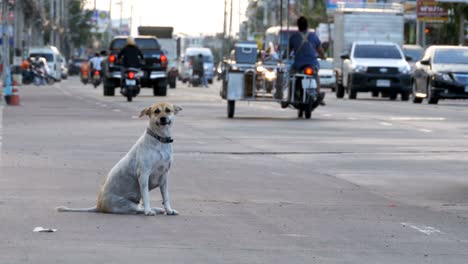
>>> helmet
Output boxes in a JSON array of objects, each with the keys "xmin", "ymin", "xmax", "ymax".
[{"xmin": 127, "ymin": 36, "xmax": 136, "ymax": 46}]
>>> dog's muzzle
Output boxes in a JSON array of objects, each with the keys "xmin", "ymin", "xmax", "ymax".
[{"xmin": 158, "ymin": 116, "xmax": 171, "ymax": 126}]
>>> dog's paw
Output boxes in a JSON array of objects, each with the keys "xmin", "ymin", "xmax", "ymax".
[
  {"xmin": 165, "ymin": 209, "xmax": 179, "ymax": 216},
  {"xmin": 152, "ymin": 207, "xmax": 166, "ymax": 215},
  {"xmin": 144, "ymin": 209, "xmax": 156, "ymax": 216}
]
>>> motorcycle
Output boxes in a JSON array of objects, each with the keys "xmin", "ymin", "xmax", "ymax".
[
  {"xmin": 81, "ymin": 69, "xmax": 89, "ymax": 85},
  {"xmin": 288, "ymin": 65, "xmax": 324, "ymax": 119},
  {"xmin": 91, "ymin": 69, "xmax": 102, "ymax": 88},
  {"xmin": 190, "ymin": 70, "xmax": 202, "ymax": 87},
  {"xmin": 120, "ymin": 67, "xmax": 140, "ymax": 102}
]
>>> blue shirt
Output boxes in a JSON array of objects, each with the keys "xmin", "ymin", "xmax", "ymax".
[{"xmin": 289, "ymin": 31, "xmax": 321, "ymax": 70}]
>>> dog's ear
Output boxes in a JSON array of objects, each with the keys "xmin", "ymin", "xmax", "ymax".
[
  {"xmin": 139, "ymin": 107, "xmax": 152, "ymax": 118},
  {"xmin": 173, "ymin": 105, "xmax": 183, "ymax": 115}
]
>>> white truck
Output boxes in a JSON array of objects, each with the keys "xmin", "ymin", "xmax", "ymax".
[{"xmin": 333, "ymin": 3, "xmax": 412, "ymax": 100}]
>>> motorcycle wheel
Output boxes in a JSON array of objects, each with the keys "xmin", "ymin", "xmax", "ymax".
[
  {"xmin": 304, "ymin": 103, "xmax": 312, "ymax": 119},
  {"xmin": 298, "ymin": 109, "xmax": 304, "ymax": 118},
  {"xmin": 127, "ymin": 93, "xmax": 132, "ymax": 102}
]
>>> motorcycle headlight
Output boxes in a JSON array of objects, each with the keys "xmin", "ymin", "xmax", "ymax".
[
  {"xmin": 351, "ymin": 65, "xmax": 367, "ymax": 73},
  {"xmin": 435, "ymin": 73, "xmax": 452, "ymax": 82},
  {"xmin": 399, "ymin": 65, "xmax": 411, "ymax": 74},
  {"xmin": 256, "ymin": 66, "xmax": 265, "ymax": 73},
  {"xmin": 264, "ymin": 70, "xmax": 277, "ymax": 81}
]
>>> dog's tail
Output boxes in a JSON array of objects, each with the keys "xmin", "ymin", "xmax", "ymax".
[{"xmin": 56, "ymin": 205, "xmax": 98, "ymax": 213}]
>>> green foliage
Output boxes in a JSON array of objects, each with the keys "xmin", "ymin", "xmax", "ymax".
[{"xmin": 67, "ymin": 0, "xmax": 93, "ymax": 47}]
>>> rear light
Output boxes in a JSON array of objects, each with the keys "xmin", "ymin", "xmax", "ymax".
[
  {"xmin": 127, "ymin": 71, "xmax": 135, "ymax": 79},
  {"xmin": 160, "ymin": 54, "xmax": 167, "ymax": 67},
  {"xmin": 109, "ymin": 54, "xmax": 116, "ymax": 63},
  {"xmin": 304, "ymin": 67, "xmax": 313, "ymax": 75},
  {"xmin": 94, "ymin": 70, "xmax": 99, "ymax": 75}
]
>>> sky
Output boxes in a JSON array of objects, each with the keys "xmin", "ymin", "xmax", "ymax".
[{"xmin": 85, "ymin": 0, "xmax": 248, "ymax": 36}]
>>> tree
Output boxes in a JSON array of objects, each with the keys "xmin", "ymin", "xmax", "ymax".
[{"xmin": 67, "ymin": 1, "xmax": 93, "ymax": 48}]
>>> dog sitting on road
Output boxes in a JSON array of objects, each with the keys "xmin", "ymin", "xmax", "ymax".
[{"xmin": 57, "ymin": 102, "xmax": 182, "ymax": 216}]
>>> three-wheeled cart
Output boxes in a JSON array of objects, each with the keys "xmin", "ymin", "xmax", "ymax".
[{"xmin": 220, "ymin": 41, "xmax": 320, "ymax": 119}]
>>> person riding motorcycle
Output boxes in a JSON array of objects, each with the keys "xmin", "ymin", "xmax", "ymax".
[
  {"xmin": 192, "ymin": 54, "xmax": 208, "ymax": 88},
  {"xmin": 117, "ymin": 36, "xmax": 144, "ymax": 94},
  {"xmin": 289, "ymin": 16, "xmax": 326, "ymax": 105},
  {"xmin": 89, "ymin": 52, "xmax": 103, "ymax": 73}
]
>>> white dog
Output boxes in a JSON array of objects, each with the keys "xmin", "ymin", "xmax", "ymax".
[{"xmin": 57, "ymin": 102, "xmax": 182, "ymax": 216}]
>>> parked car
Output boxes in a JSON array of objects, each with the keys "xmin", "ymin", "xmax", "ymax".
[
  {"xmin": 318, "ymin": 58, "xmax": 335, "ymax": 91},
  {"xmin": 412, "ymin": 45, "xmax": 468, "ymax": 104}
]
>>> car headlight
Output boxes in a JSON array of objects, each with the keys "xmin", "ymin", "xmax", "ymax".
[
  {"xmin": 351, "ymin": 65, "xmax": 367, "ymax": 73},
  {"xmin": 435, "ymin": 73, "xmax": 452, "ymax": 82},
  {"xmin": 399, "ymin": 65, "xmax": 411, "ymax": 74}
]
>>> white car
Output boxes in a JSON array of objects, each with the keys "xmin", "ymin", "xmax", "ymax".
[
  {"xmin": 318, "ymin": 58, "xmax": 336, "ymax": 90},
  {"xmin": 339, "ymin": 41, "xmax": 412, "ymax": 101}
]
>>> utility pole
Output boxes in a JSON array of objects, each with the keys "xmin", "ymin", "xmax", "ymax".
[
  {"xmin": 2, "ymin": 0, "xmax": 12, "ymax": 102},
  {"xmin": 50, "ymin": 0, "xmax": 54, "ymax": 45},
  {"xmin": 221, "ymin": 0, "xmax": 228, "ymax": 62},
  {"xmin": 229, "ymin": 0, "xmax": 233, "ymax": 38}
]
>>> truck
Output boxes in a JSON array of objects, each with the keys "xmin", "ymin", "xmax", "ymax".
[
  {"xmin": 102, "ymin": 36, "xmax": 168, "ymax": 96},
  {"xmin": 138, "ymin": 26, "xmax": 179, "ymax": 88},
  {"xmin": 333, "ymin": 3, "xmax": 411, "ymax": 100}
]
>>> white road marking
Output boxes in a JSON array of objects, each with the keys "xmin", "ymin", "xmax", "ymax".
[
  {"xmin": 347, "ymin": 117, "xmax": 358, "ymax": 120},
  {"xmin": 131, "ymin": 116, "xmax": 139, "ymax": 119},
  {"xmin": 322, "ymin": 113, "xmax": 332, "ymax": 117},
  {"xmin": 419, "ymin": 129, "xmax": 433, "ymax": 133},
  {"xmin": 280, "ymin": 234, "xmax": 308, "ymax": 238},
  {"xmin": 112, "ymin": 109, "xmax": 121, "ymax": 112},
  {"xmin": 390, "ymin": 117, "xmax": 446, "ymax": 121},
  {"xmin": 401, "ymin": 223, "xmax": 442, "ymax": 235},
  {"xmin": 379, "ymin": 122, "xmax": 393, "ymax": 126}
]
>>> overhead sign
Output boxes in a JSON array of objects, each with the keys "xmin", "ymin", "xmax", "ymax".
[
  {"xmin": 417, "ymin": 0, "xmax": 448, "ymax": 22},
  {"xmin": 89, "ymin": 10, "xmax": 110, "ymax": 33}
]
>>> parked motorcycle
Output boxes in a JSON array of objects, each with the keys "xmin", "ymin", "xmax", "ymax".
[
  {"xmin": 91, "ymin": 69, "xmax": 102, "ymax": 88},
  {"xmin": 120, "ymin": 68, "xmax": 140, "ymax": 102}
]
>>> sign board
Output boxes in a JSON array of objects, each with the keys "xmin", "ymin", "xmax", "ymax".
[
  {"xmin": 89, "ymin": 10, "xmax": 110, "ymax": 33},
  {"xmin": 326, "ymin": 0, "xmax": 366, "ymax": 12},
  {"xmin": 417, "ymin": 0, "xmax": 448, "ymax": 22}
]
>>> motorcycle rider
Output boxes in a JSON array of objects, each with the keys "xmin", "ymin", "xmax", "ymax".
[
  {"xmin": 89, "ymin": 52, "xmax": 103, "ymax": 75},
  {"xmin": 192, "ymin": 54, "xmax": 207, "ymax": 87},
  {"xmin": 289, "ymin": 16, "xmax": 326, "ymax": 105},
  {"xmin": 118, "ymin": 36, "xmax": 144, "ymax": 94}
]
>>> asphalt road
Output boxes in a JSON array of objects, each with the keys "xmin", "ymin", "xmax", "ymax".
[{"xmin": 1, "ymin": 77, "xmax": 468, "ymax": 263}]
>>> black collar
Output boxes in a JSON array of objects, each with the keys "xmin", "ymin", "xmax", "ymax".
[{"xmin": 146, "ymin": 128, "xmax": 173, "ymax": 143}]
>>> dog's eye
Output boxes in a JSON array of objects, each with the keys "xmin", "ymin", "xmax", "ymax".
[
  {"xmin": 154, "ymin": 109, "xmax": 161, "ymax": 114},
  {"xmin": 165, "ymin": 108, "xmax": 171, "ymax": 113}
]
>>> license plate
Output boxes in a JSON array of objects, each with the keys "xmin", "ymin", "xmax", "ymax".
[
  {"xmin": 125, "ymin": 79, "xmax": 136, "ymax": 86},
  {"xmin": 465, "ymin": 85, "xmax": 468, "ymax": 93},
  {"xmin": 376, "ymin": 79, "xmax": 390, "ymax": 87},
  {"xmin": 94, "ymin": 75, "xmax": 100, "ymax": 80},
  {"xmin": 301, "ymin": 78, "xmax": 317, "ymax": 89}
]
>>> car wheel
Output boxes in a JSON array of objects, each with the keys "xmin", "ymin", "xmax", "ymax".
[
  {"xmin": 427, "ymin": 82, "xmax": 439, "ymax": 104},
  {"xmin": 389, "ymin": 92, "xmax": 397, "ymax": 101},
  {"xmin": 348, "ymin": 77, "xmax": 357, "ymax": 99},
  {"xmin": 371, "ymin": 91, "xmax": 379, "ymax": 97},
  {"xmin": 401, "ymin": 90, "xmax": 410, "ymax": 101},
  {"xmin": 336, "ymin": 82, "xmax": 345, "ymax": 98},
  {"xmin": 227, "ymin": 100, "xmax": 235, "ymax": 118}
]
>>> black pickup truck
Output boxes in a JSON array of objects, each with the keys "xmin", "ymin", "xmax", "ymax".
[{"xmin": 102, "ymin": 36, "xmax": 168, "ymax": 96}]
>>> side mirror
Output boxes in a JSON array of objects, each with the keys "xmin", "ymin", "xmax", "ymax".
[
  {"xmin": 405, "ymin": 55, "xmax": 412, "ymax": 61},
  {"xmin": 340, "ymin": 53, "xmax": 350, "ymax": 60},
  {"xmin": 420, "ymin": 59, "xmax": 430, "ymax": 66}
]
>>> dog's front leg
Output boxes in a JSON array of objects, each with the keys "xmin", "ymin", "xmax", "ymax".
[
  {"xmin": 160, "ymin": 177, "xmax": 178, "ymax": 215},
  {"xmin": 139, "ymin": 174, "xmax": 155, "ymax": 216}
]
